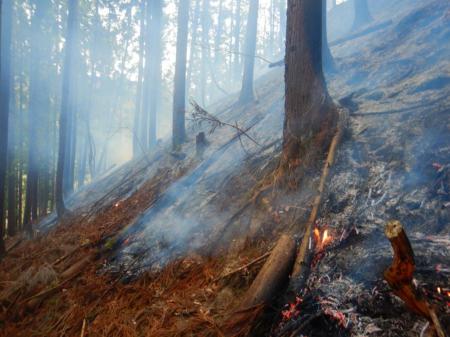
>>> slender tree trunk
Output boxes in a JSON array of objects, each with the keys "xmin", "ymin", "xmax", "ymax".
[
  {"xmin": 322, "ymin": 0, "xmax": 335, "ymax": 72},
  {"xmin": 238, "ymin": 0, "xmax": 259, "ymax": 104},
  {"xmin": 352, "ymin": 0, "xmax": 372, "ymax": 30},
  {"xmin": 279, "ymin": 0, "xmax": 286, "ymax": 50},
  {"xmin": 214, "ymin": 0, "xmax": 224, "ymax": 67},
  {"xmin": 232, "ymin": 0, "xmax": 242, "ymax": 81},
  {"xmin": 200, "ymin": 0, "xmax": 210, "ymax": 106},
  {"xmin": 172, "ymin": 0, "xmax": 190, "ymax": 149},
  {"xmin": 139, "ymin": 0, "xmax": 149, "ymax": 151},
  {"xmin": 0, "ymin": 0, "xmax": 10, "ymax": 255},
  {"xmin": 56, "ymin": 0, "xmax": 79, "ymax": 218},
  {"xmin": 133, "ymin": 0, "xmax": 146, "ymax": 157},
  {"xmin": 145, "ymin": 0, "xmax": 163, "ymax": 148},
  {"xmin": 187, "ymin": 0, "xmax": 201, "ymax": 95},
  {"xmin": 278, "ymin": 0, "xmax": 337, "ymax": 188}
]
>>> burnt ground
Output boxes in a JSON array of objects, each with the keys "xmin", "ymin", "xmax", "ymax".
[{"xmin": 1, "ymin": 0, "xmax": 449, "ymax": 336}]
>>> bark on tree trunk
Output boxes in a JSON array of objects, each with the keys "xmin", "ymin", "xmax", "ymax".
[
  {"xmin": 2, "ymin": 0, "xmax": 13, "ymax": 238},
  {"xmin": 56, "ymin": 0, "xmax": 79, "ymax": 218},
  {"xmin": 238, "ymin": 0, "xmax": 259, "ymax": 104},
  {"xmin": 172, "ymin": 0, "xmax": 190, "ymax": 149},
  {"xmin": 0, "ymin": 0, "xmax": 9, "ymax": 256},
  {"xmin": 277, "ymin": 0, "xmax": 337, "ymax": 188}
]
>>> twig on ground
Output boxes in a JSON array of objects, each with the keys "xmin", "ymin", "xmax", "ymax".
[{"xmin": 213, "ymin": 251, "xmax": 272, "ymax": 282}]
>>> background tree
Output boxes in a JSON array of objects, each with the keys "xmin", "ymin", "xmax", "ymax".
[
  {"xmin": 352, "ymin": 0, "xmax": 372, "ymax": 30},
  {"xmin": 239, "ymin": 0, "xmax": 259, "ymax": 104},
  {"xmin": 0, "ymin": 0, "xmax": 8, "ymax": 255},
  {"xmin": 56, "ymin": 0, "xmax": 79, "ymax": 218},
  {"xmin": 172, "ymin": 0, "xmax": 190, "ymax": 149},
  {"xmin": 322, "ymin": 0, "xmax": 334, "ymax": 72},
  {"xmin": 278, "ymin": 0, "xmax": 337, "ymax": 187}
]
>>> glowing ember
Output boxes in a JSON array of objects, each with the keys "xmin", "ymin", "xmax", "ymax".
[
  {"xmin": 281, "ymin": 296, "xmax": 302, "ymax": 321},
  {"xmin": 115, "ymin": 203, "xmax": 120, "ymax": 207},
  {"xmin": 437, "ymin": 287, "xmax": 442, "ymax": 295}
]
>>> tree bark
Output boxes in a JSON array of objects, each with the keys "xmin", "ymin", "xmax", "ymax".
[
  {"xmin": 172, "ymin": 0, "xmax": 190, "ymax": 149},
  {"xmin": 2, "ymin": 0, "xmax": 13, "ymax": 238},
  {"xmin": 238, "ymin": 0, "xmax": 259, "ymax": 104},
  {"xmin": 56, "ymin": 0, "xmax": 79, "ymax": 218},
  {"xmin": 0, "ymin": 0, "xmax": 9, "ymax": 255},
  {"xmin": 133, "ymin": 0, "xmax": 146, "ymax": 157},
  {"xmin": 278, "ymin": 0, "xmax": 337, "ymax": 188}
]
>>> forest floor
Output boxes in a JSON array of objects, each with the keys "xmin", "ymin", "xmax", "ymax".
[{"xmin": 1, "ymin": 0, "xmax": 450, "ymax": 336}]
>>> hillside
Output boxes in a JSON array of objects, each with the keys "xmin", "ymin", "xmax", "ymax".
[{"xmin": 1, "ymin": 0, "xmax": 449, "ymax": 336}]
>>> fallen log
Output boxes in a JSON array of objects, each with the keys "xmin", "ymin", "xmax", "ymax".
[
  {"xmin": 384, "ymin": 220, "xmax": 446, "ymax": 337},
  {"xmin": 289, "ymin": 123, "xmax": 343, "ymax": 290}
]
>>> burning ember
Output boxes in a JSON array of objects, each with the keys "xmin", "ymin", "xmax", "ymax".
[
  {"xmin": 281, "ymin": 296, "xmax": 302, "ymax": 321},
  {"xmin": 313, "ymin": 225, "xmax": 334, "ymax": 251}
]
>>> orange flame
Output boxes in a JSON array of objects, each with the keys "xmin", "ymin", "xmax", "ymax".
[
  {"xmin": 437, "ymin": 287, "xmax": 442, "ymax": 295},
  {"xmin": 321, "ymin": 229, "xmax": 332, "ymax": 247},
  {"xmin": 314, "ymin": 228, "xmax": 320, "ymax": 243}
]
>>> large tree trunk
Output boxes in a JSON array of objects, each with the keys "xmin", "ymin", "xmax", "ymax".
[
  {"xmin": 278, "ymin": 0, "xmax": 337, "ymax": 188},
  {"xmin": 352, "ymin": 0, "xmax": 372, "ymax": 30},
  {"xmin": 238, "ymin": 0, "xmax": 259, "ymax": 104},
  {"xmin": 23, "ymin": 0, "xmax": 51, "ymax": 233},
  {"xmin": 2, "ymin": 0, "xmax": 13, "ymax": 238},
  {"xmin": 56, "ymin": 0, "xmax": 79, "ymax": 218},
  {"xmin": 0, "ymin": 0, "xmax": 10, "ymax": 256},
  {"xmin": 172, "ymin": 0, "xmax": 190, "ymax": 149}
]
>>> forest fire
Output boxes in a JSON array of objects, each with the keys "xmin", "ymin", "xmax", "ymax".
[{"xmin": 313, "ymin": 226, "xmax": 334, "ymax": 251}]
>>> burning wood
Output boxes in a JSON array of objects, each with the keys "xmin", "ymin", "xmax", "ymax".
[{"xmin": 384, "ymin": 220, "xmax": 447, "ymax": 337}]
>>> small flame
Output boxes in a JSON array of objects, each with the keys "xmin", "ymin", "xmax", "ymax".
[
  {"xmin": 115, "ymin": 203, "xmax": 120, "ymax": 208},
  {"xmin": 321, "ymin": 230, "xmax": 332, "ymax": 247},
  {"xmin": 314, "ymin": 228, "xmax": 320, "ymax": 243},
  {"xmin": 437, "ymin": 287, "xmax": 441, "ymax": 295}
]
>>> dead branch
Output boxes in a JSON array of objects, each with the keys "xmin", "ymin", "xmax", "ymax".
[
  {"xmin": 289, "ymin": 124, "xmax": 343, "ymax": 288},
  {"xmin": 384, "ymin": 220, "xmax": 446, "ymax": 337},
  {"xmin": 190, "ymin": 99, "xmax": 260, "ymax": 146},
  {"xmin": 213, "ymin": 251, "xmax": 272, "ymax": 282}
]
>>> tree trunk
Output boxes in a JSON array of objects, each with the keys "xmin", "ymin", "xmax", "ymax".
[
  {"xmin": 2, "ymin": 0, "xmax": 13, "ymax": 238},
  {"xmin": 24, "ymin": 0, "xmax": 51, "ymax": 232},
  {"xmin": 214, "ymin": 0, "xmax": 224, "ymax": 67},
  {"xmin": 200, "ymin": 0, "xmax": 210, "ymax": 106},
  {"xmin": 56, "ymin": 0, "xmax": 79, "ymax": 218},
  {"xmin": 187, "ymin": 0, "xmax": 201, "ymax": 96},
  {"xmin": 146, "ymin": 0, "xmax": 163, "ymax": 148},
  {"xmin": 0, "ymin": 0, "xmax": 9, "ymax": 255},
  {"xmin": 172, "ymin": 0, "xmax": 190, "ymax": 150},
  {"xmin": 232, "ymin": 0, "xmax": 242, "ymax": 82},
  {"xmin": 279, "ymin": 0, "xmax": 286, "ymax": 52},
  {"xmin": 278, "ymin": 0, "xmax": 337, "ymax": 188},
  {"xmin": 238, "ymin": 0, "xmax": 259, "ymax": 104},
  {"xmin": 352, "ymin": 0, "xmax": 372, "ymax": 30},
  {"xmin": 133, "ymin": 0, "xmax": 146, "ymax": 157}
]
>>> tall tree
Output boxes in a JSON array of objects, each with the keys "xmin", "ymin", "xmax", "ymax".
[
  {"xmin": 3, "ymin": 0, "xmax": 14, "ymax": 236},
  {"xmin": 56, "ymin": 0, "xmax": 79, "ymax": 218},
  {"xmin": 352, "ymin": 0, "xmax": 372, "ymax": 30},
  {"xmin": 23, "ymin": 0, "xmax": 51, "ymax": 232},
  {"xmin": 232, "ymin": 0, "xmax": 242, "ymax": 81},
  {"xmin": 142, "ymin": 0, "xmax": 163, "ymax": 149},
  {"xmin": 238, "ymin": 0, "xmax": 259, "ymax": 104},
  {"xmin": 200, "ymin": 0, "xmax": 210, "ymax": 106},
  {"xmin": 278, "ymin": 0, "xmax": 337, "ymax": 187},
  {"xmin": 0, "ymin": 0, "xmax": 9, "ymax": 255},
  {"xmin": 133, "ymin": 0, "xmax": 146, "ymax": 157},
  {"xmin": 172, "ymin": 0, "xmax": 190, "ymax": 149}
]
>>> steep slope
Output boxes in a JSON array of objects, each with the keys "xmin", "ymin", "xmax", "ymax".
[{"xmin": 1, "ymin": 0, "xmax": 449, "ymax": 336}]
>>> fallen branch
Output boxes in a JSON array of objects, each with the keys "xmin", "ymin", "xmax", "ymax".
[
  {"xmin": 289, "ymin": 123, "xmax": 343, "ymax": 289},
  {"xmin": 384, "ymin": 220, "xmax": 446, "ymax": 337},
  {"xmin": 213, "ymin": 251, "xmax": 272, "ymax": 283}
]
